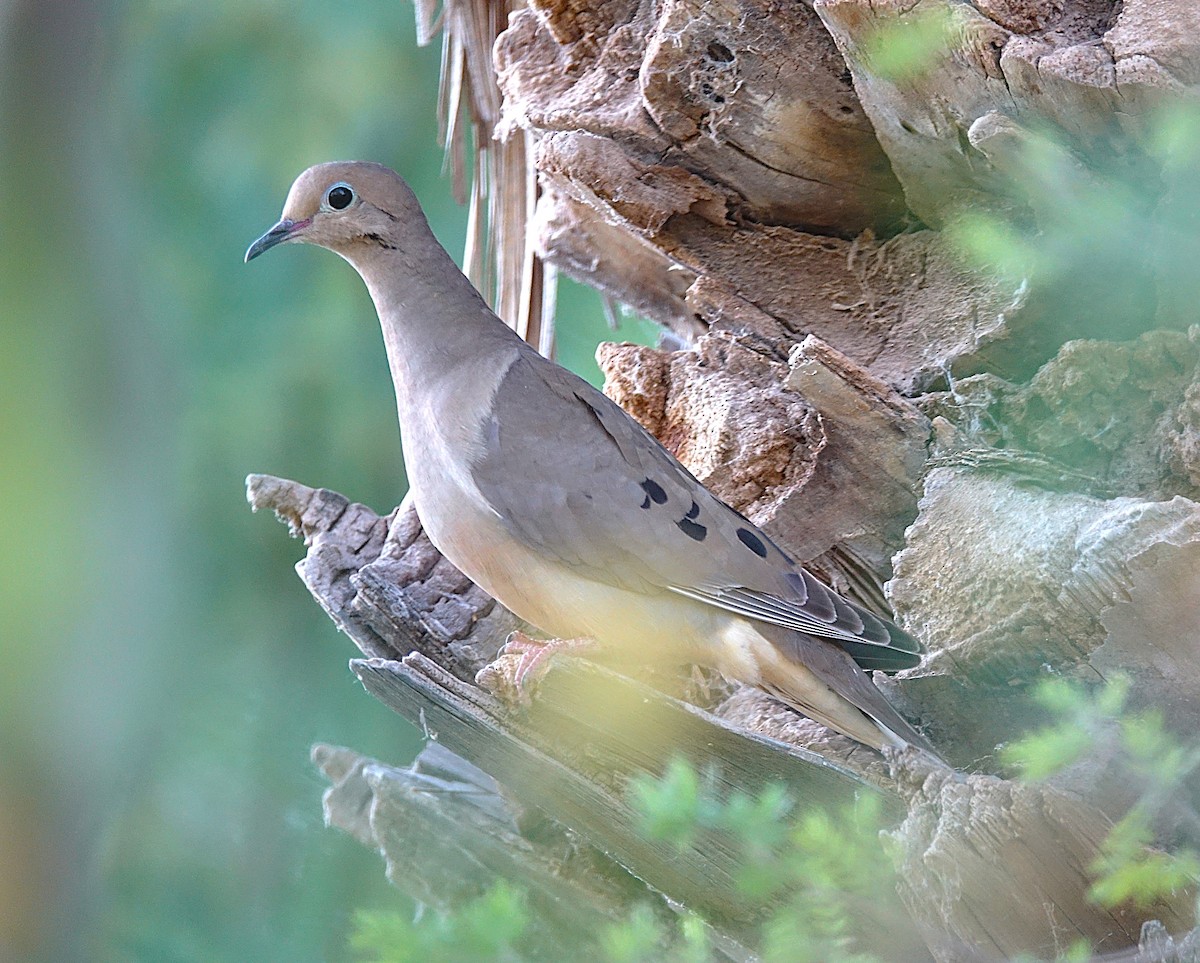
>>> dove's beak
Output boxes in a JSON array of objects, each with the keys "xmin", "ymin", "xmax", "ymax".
[{"xmin": 245, "ymin": 218, "xmax": 310, "ymax": 263}]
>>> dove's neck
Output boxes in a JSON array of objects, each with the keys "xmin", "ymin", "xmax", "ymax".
[{"xmin": 351, "ymin": 233, "xmax": 525, "ymax": 413}]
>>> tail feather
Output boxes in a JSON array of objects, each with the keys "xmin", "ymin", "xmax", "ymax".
[
  {"xmin": 758, "ymin": 622, "xmax": 947, "ymax": 765},
  {"xmin": 834, "ymin": 600, "xmax": 923, "ymax": 673}
]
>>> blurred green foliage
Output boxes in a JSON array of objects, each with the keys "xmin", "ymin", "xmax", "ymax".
[
  {"xmin": 351, "ymin": 882, "xmax": 530, "ymax": 963},
  {"xmin": 352, "ymin": 711, "xmax": 1200, "ymax": 962},
  {"xmin": 946, "ymin": 105, "xmax": 1200, "ymax": 292},
  {"xmin": 352, "ymin": 758, "xmax": 894, "ymax": 962},
  {"xmin": 0, "ymin": 1, "xmax": 651, "ymax": 960},
  {"xmin": 999, "ymin": 676, "xmax": 1131, "ymax": 780},
  {"xmin": 862, "ymin": 8, "xmax": 956, "ymax": 84},
  {"xmin": 865, "ymin": 12, "xmax": 1200, "ymax": 376},
  {"xmin": 649, "ymin": 767, "xmax": 880, "ymax": 961},
  {"xmin": 1003, "ymin": 675, "xmax": 1200, "ymax": 913}
]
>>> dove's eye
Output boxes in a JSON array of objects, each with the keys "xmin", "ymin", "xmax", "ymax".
[{"xmin": 326, "ymin": 184, "xmax": 355, "ymax": 210}]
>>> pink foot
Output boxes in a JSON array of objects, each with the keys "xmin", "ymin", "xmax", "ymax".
[{"xmin": 501, "ymin": 631, "xmax": 595, "ymax": 690}]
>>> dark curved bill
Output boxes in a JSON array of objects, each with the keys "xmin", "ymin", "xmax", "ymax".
[{"xmin": 244, "ymin": 218, "xmax": 303, "ymax": 263}]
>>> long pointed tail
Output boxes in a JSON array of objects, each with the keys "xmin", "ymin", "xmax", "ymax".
[{"xmin": 756, "ymin": 622, "xmax": 949, "ymax": 766}]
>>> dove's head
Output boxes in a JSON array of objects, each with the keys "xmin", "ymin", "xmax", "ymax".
[{"xmin": 245, "ymin": 161, "xmax": 425, "ymax": 264}]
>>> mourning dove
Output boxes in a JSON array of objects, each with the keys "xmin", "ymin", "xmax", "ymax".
[{"xmin": 246, "ymin": 162, "xmax": 939, "ymax": 758}]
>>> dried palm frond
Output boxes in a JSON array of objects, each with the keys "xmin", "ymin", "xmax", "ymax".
[{"xmin": 411, "ymin": 0, "xmax": 557, "ymax": 357}]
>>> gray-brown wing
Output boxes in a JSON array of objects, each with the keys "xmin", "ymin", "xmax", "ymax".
[{"xmin": 469, "ymin": 352, "xmax": 920, "ymax": 670}]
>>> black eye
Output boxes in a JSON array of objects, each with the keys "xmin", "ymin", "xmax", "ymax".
[{"xmin": 326, "ymin": 184, "xmax": 354, "ymax": 210}]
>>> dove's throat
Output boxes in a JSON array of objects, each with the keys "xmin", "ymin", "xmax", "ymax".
[
  {"xmin": 352, "ymin": 236, "xmax": 527, "ymax": 523},
  {"xmin": 355, "ymin": 238, "xmax": 526, "ymax": 410}
]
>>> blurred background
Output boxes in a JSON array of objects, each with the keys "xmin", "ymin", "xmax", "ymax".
[{"xmin": 0, "ymin": 1, "xmax": 651, "ymax": 959}]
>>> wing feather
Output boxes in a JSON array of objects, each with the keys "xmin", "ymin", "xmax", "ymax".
[{"xmin": 470, "ymin": 351, "xmax": 922, "ymax": 670}]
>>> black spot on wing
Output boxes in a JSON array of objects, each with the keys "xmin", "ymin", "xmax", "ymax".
[
  {"xmin": 736, "ymin": 527, "xmax": 768, "ymax": 558},
  {"xmin": 640, "ymin": 478, "xmax": 668, "ymax": 504},
  {"xmin": 685, "ymin": 500, "xmax": 700, "ymax": 519},
  {"xmin": 640, "ymin": 494, "xmax": 651, "ymax": 509},
  {"xmin": 677, "ymin": 518, "xmax": 707, "ymax": 541},
  {"xmin": 724, "ymin": 502, "xmax": 795, "ymax": 564}
]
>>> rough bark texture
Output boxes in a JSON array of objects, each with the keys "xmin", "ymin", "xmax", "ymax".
[{"xmin": 250, "ymin": 0, "xmax": 1200, "ymax": 959}]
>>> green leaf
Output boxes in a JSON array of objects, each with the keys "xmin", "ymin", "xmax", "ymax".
[
  {"xmin": 629, "ymin": 756, "xmax": 706, "ymax": 849},
  {"xmin": 1090, "ymin": 810, "xmax": 1200, "ymax": 909},
  {"xmin": 349, "ymin": 881, "xmax": 528, "ymax": 963},
  {"xmin": 1000, "ymin": 726, "xmax": 1094, "ymax": 781},
  {"xmin": 601, "ymin": 905, "xmax": 666, "ymax": 963},
  {"xmin": 862, "ymin": 9, "xmax": 956, "ymax": 83}
]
